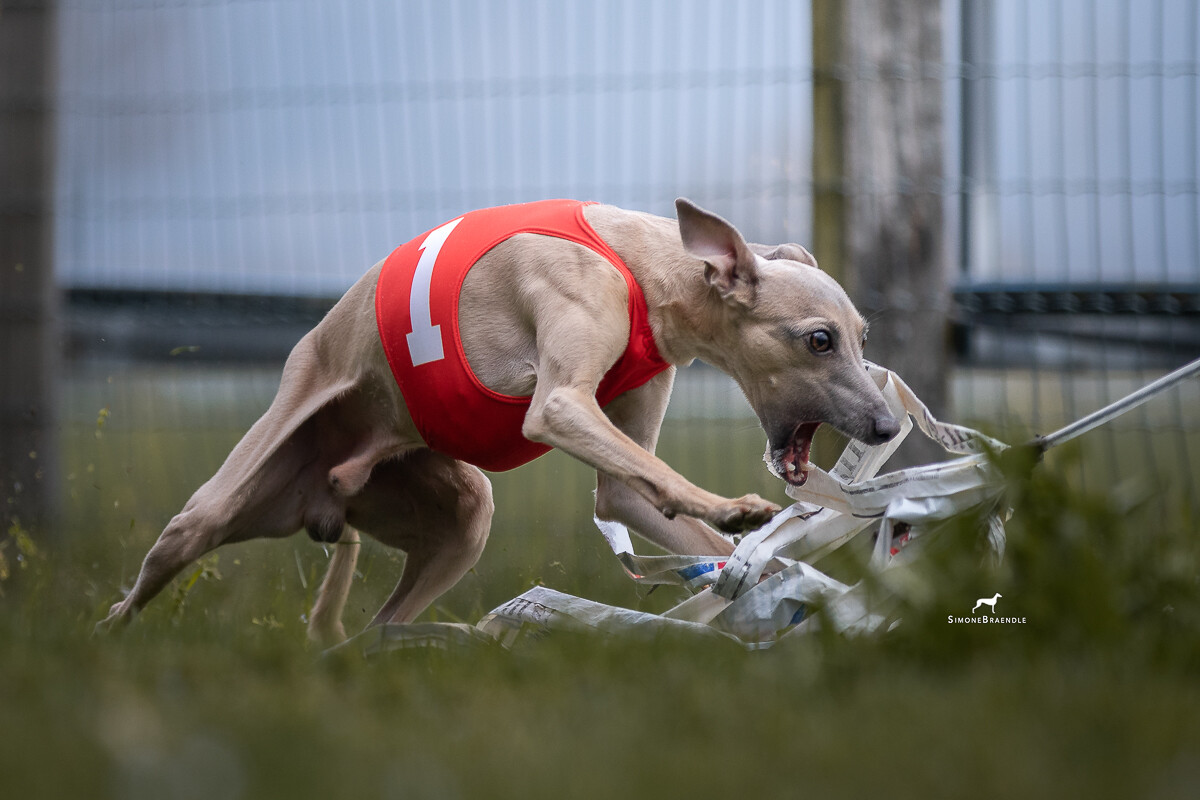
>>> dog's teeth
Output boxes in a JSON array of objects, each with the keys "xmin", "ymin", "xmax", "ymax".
[{"xmin": 786, "ymin": 462, "xmax": 797, "ymax": 473}]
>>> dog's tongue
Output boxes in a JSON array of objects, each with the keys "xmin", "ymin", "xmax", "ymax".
[{"xmin": 783, "ymin": 423, "xmax": 820, "ymax": 486}]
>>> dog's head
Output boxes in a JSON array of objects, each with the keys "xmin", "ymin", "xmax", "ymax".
[{"xmin": 675, "ymin": 198, "xmax": 901, "ymax": 487}]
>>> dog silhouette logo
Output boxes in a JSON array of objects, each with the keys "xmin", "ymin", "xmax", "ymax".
[
  {"xmin": 972, "ymin": 593, "xmax": 1002, "ymax": 614},
  {"xmin": 948, "ymin": 593, "xmax": 1024, "ymax": 625}
]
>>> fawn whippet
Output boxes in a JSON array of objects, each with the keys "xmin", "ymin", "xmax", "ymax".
[{"xmin": 98, "ymin": 199, "xmax": 900, "ymax": 643}]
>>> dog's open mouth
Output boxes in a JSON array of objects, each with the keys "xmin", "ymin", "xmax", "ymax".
[{"xmin": 775, "ymin": 422, "xmax": 821, "ymax": 487}]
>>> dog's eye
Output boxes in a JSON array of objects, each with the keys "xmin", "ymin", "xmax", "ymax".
[{"xmin": 808, "ymin": 330, "xmax": 832, "ymax": 354}]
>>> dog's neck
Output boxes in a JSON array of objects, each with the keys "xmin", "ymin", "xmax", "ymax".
[
  {"xmin": 584, "ymin": 205, "xmax": 738, "ymax": 371},
  {"xmin": 635, "ymin": 261, "xmax": 739, "ymax": 370}
]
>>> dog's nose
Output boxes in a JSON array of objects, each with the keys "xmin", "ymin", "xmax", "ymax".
[{"xmin": 872, "ymin": 414, "xmax": 901, "ymax": 443}]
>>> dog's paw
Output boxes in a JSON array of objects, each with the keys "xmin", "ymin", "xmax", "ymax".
[
  {"xmin": 93, "ymin": 602, "xmax": 131, "ymax": 636},
  {"xmin": 307, "ymin": 621, "xmax": 348, "ymax": 649},
  {"xmin": 709, "ymin": 494, "xmax": 781, "ymax": 533}
]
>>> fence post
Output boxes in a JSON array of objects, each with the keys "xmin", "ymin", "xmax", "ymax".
[
  {"xmin": 1, "ymin": 0, "xmax": 58, "ymax": 534},
  {"xmin": 811, "ymin": 0, "xmax": 846, "ymax": 284},
  {"xmin": 813, "ymin": 0, "xmax": 949, "ymax": 459}
]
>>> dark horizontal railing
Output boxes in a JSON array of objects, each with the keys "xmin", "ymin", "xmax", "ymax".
[
  {"xmin": 64, "ymin": 284, "xmax": 1200, "ymax": 364},
  {"xmin": 953, "ymin": 283, "xmax": 1200, "ymax": 317}
]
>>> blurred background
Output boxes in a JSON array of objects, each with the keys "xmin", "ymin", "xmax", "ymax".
[{"xmin": 2, "ymin": 0, "xmax": 1198, "ymax": 613}]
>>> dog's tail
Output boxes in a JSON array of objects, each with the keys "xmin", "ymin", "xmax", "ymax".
[{"xmin": 307, "ymin": 526, "xmax": 361, "ymax": 646}]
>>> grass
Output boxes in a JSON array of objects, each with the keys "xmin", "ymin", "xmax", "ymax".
[{"xmin": 2, "ymin": 363, "xmax": 1200, "ymax": 799}]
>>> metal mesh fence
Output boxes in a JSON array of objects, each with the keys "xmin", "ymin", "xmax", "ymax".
[
  {"xmin": 53, "ymin": 0, "xmax": 813, "ymax": 294},
  {"xmin": 951, "ymin": 0, "xmax": 1199, "ymax": 506},
  {"xmin": 7, "ymin": 0, "xmax": 1197, "ymax": 541}
]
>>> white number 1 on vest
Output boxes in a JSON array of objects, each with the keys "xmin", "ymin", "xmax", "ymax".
[{"xmin": 406, "ymin": 217, "xmax": 463, "ymax": 366}]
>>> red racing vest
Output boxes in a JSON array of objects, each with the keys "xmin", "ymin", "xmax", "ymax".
[{"xmin": 375, "ymin": 200, "xmax": 670, "ymax": 471}]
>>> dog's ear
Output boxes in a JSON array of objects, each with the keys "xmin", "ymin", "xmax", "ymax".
[
  {"xmin": 751, "ymin": 242, "xmax": 820, "ymax": 270},
  {"xmin": 675, "ymin": 198, "xmax": 759, "ymax": 308}
]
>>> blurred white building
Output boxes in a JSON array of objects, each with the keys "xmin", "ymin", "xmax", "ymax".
[{"xmin": 54, "ymin": 0, "xmax": 1198, "ymax": 294}]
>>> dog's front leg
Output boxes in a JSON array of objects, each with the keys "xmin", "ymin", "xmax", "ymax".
[
  {"xmin": 594, "ymin": 370, "xmax": 734, "ymax": 556},
  {"xmin": 596, "ymin": 476, "xmax": 736, "ymax": 556},
  {"xmin": 523, "ymin": 379, "xmax": 779, "ymax": 535}
]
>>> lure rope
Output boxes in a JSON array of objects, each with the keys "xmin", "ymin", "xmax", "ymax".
[{"xmin": 1032, "ymin": 355, "xmax": 1200, "ymax": 452}]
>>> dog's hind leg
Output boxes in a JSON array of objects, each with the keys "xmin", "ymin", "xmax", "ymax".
[
  {"xmin": 328, "ymin": 450, "xmax": 494, "ymax": 630},
  {"xmin": 96, "ymin": 412, "xmax": 325, "ymax": 631},
  {"xmin": 97, "ymin": 496, "xmax": 231, "ymax": 630},
  {"xmin": 307, "ymin": 526, "xmax": 361, "ymax": 645},
  {"xmin": 370, "ymin": 455, "xmax": 493, "ymax": 626},
  {"xmin": 96, "ymin": 331, "xmax": 395, "ymax": 632}
]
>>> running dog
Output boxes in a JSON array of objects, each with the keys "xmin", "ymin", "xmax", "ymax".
[{"xmin": 98, "ymin": 199, "xmax": 900, "ymax": 643}]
